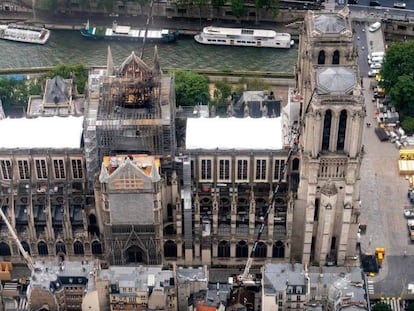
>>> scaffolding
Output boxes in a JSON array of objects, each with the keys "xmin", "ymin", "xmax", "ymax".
[{"xmin": 84, "ymin": 55, "xmax": 176, "ymax": 183}]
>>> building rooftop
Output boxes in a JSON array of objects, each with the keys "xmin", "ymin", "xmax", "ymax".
[
  {"xmin": 186, "ymin": 117, "xmax": 283, "ymax": 150},
  {"xmin": 176, "ymin": 266, "xmax": 208, "ymax": 283},
  {"xmin": 308, "ymin": 266, "xmax": 367, "ymax": 309},
  {"xmin": 263, "ymin": 263, "xmax": 306, "ymax": 294},
  {"xmin": 28, "ymin": 259, "xmax": 96, "ymax": 301},
  {"xmin": 316, "ymin": 67, "xmax": 357, "ymax": 95},
  {"xmin": 98, "ymin": 265, "xmax": 174, "ymax": 292},
  {"xmin": 0, "ymin": 116, "xmax": 84, "ymax": 149},
  {"xmin": 313, "ymin": 14, "xmax": 347, "ymax": 34}
]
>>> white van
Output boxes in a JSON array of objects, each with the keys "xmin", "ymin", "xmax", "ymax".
[
  {"xmin": 371, "ymin": 51, "xmax": 385, "ymax": 58},
  {"xmin": 368, "ymin": 56, "xmax": 384, "ymax": 64},
  {"xmin": 369, "ymin": 22, "xmax": 382, "ymax": 32}
]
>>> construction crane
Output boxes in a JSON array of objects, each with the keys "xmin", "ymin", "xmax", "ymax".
[
  {"xmin": 239, "ymin": 144, "xmax": 297, "ymax": 284},
  {"xmin": 0, "ymin": 199, "xmax": 34, "ymax": 272},
  {"xmin": 140, "ymin": 0, "xmax": 155, "ymax": 59},
  {"xmin": 239, "ymin": 88, "xmax": 316, "ymax": 284}
]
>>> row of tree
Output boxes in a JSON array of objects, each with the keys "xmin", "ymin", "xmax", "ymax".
[
  {"xmin": 0, "ymin": 64, "xmax": 88, "ymax": 108},
  {"xmin": 379, "ymin": 40, "xmax": 414, "ymax": 133},
  {"xmin": 36, "ymin": 0, "xmax": 279, "ymax": 20},
  {"xmin": 0, "ymin": 64, "xmax": 270, "ymax": 115}
]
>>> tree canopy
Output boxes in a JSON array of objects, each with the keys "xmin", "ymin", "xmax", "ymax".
[
  {"xmin": 371, "ymin": 302, "xmax": 392, "ymax": 311},
  {"xmin": 43, "ymin": 63, "xmax": 88, "ymax": 94},
  {"xmin": 0, "ymin": 77, "xmax": 38, "ymax": 108},
  {"xmin": 174, "ymin": 70, "xmax": 210, "ymax": 107},
  {"xmin": 379, "ymin": 41, "xmax": 414, "ymax": 118}
]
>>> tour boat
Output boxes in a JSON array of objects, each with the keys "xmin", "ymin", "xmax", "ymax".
[
  {"xmin": 80, "ymin": 20, "xmax": 179, "ymax": 43},
  {"xmin": 194, "ymin": 26, "xmax": 295, "ymax": 49},
  {"xmin": 0, "ymin": 24, "xmax": 50, "ymax": 45}
]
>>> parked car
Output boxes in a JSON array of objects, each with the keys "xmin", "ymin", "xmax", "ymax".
[
  {"xmin": 394, "ymin": 2, "xmax": 406, "ymax": 8},
  {"xmin": 368, "ymin": 51, "xmax": 385, "ymax": 60},
  {"xmin": 369, "ymin": 0, "xmax": 381, "ymax": 6},
  {"xmin": 370, "ymin": 63, "xmax": 382, "ymax": 69},
  {"xmin": 368, "ymin": 56, "xmax": 384, "ymax": 64},
  {"xmin": 368, "ymin": 69, "xmax": 380, "ymax": 77},
  {"xmin": 369, "ymin": 22, "xmax": 382, "ymax": 32}
]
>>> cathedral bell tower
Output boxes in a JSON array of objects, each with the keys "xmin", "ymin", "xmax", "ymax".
[{"xmin": 293, "ymin": 8, "xmax": 365, "ymax": 266}]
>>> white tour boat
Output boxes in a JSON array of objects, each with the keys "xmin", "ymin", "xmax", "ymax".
[
  {"xmin": 194, "ymin": 26, "xmax": 294, "ymax": 49},
  {"xmin": 0, "ymin": 23, "xmax": 51, "ymax": 45}
]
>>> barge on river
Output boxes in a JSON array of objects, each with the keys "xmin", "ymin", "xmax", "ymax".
[
  {"xmin": 80, "ymin": 20, "xmax": 179, "ymax": 43},
  {"xmin": 194, "ymin": 26, "xmax": 294, "ymax": 49},
  {"xmin": 0, "ymin": 24, "xmax": 50, "ymax": 45}
]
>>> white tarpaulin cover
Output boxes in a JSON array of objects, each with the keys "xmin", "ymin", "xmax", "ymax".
[
  {"xmin": 186, "ymin": 117, "xmax": 283, "ymax": 150},
  {"xmin": 0, "ymin": 116, "xmax": 84, "ymax": 149}
]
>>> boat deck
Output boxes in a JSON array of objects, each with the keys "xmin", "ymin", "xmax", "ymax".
[{"xmin": 104, "ymin": 28, "xmax": 168, "ymax": 38}]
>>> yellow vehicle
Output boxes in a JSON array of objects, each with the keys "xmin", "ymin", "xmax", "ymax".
[{"xmin": 400, "ymin": 149, "xmax": 414, "ymax": 160}]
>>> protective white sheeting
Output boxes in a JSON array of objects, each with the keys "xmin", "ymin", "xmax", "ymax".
[
  {"xmin": 0, "ymin": 116, "xmax": 84, "ymax": 149},
  {"xmin": 186, "ymin": 117, "xmax": 283, "ymax": 150}
]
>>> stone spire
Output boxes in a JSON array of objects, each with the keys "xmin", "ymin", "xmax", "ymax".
[{"xmin": 106, "ymin": 45, "xmax": 114, "ymax": 76}]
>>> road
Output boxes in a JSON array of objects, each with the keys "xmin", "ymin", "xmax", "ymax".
[{"xmin": 358, "ymin": 74, "xmax": 414, "ymax": 299}]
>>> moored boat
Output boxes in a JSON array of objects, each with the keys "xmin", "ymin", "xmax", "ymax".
[
  {"xmin": 80, "ymin": 20, "xmax": 179, "ymax": 43},
  {"xmin": 0, "ymin": 23, "xmax": 50, "ymax": 45},
  {"xmin": 194, "ymin": 26, "xmax": 294, "ymax": 49}
]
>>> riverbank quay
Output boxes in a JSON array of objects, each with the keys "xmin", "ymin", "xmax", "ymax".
[{"xmin": 0, "ymin": 66, "xmax": 295, "ymax": 85}]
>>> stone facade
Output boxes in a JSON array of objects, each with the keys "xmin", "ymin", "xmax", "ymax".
[{"xmin": 293, "ymin": 8, "xmax": 364, "ymax": 266}]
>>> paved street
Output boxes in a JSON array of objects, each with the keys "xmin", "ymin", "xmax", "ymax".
[{"xmin": 359, "ymin": 77, "xmax": 413, "ymax": 298}]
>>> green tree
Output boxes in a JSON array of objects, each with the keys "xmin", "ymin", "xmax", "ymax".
[
  {"xmin": 213, "ymin": 79, "xmax": 232, "ymax": 105},
  {"xmin": 254, "ymin": 0, "xmax": 279, "ymax": 23},
  {"xmin": 175, "ymin": 0, "xmax": 191, "ymax": 15},
  {"xmin": 401, "ymin": 116, "xmax": 414, "ymax": 135},
  {"xmin": 379, "ymin": 41, "xmax": 414, "ymax": 116},
  {"xmin": 174, "ymin": 70, "xmax": 210, "ymax": 107},
  {"xmin": 372, "ymin": 302, "xmax": 392, "ymax": 311},
  {"xmin": 212, "ymin": 0, "xmax": 225, "ymax": 19},
  {"xmin": 97, "ymin": 0, "xmax": 114, "ymax": 11},
  {"xmin": 194, "ymin": 0, "xmax": 209, "ymax": 24},
  {"xmin": 38, "ymin": 0, "xmax": 59, "ymax": 11},
  {"xmin": 43, "ymin": 63, "xmax": 88, "ymax": 94},
  {"xmin": 406, "ymin": 302, "xmax": 414, "ymax": 311},
  {"xmin": 0, "ymin": 78, "xmax": 29, "ymax": 107},
  {"xmin": 130, "ymin": 0, "xmax": 150, "ymax": 15},
  {"xmin": 231, "ymin": 0, "xmax": 247, "ymax": 20},
  {"xmin": 388, "ymin": 74, "xmax": 414, "ymax": 117}
]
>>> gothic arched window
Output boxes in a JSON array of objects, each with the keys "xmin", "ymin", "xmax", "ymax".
[
  {"xmin": 318, "ymin": 50, "xmax": 326, "ymax": 64},
  {"xmin": 56, "ymin": 241, "xmax": 66, "ymax": 254},
  {"xmin": 337, "ymin": 110, "xmax": 347, "ymax": 151},
  {"xmin": 0, "ymin": 242, "xmax": 10, "ymax": 256},
  {"xmin": 332, "ymin": 50, "xmax": 340, "ymax": 64},
  {"xmin": 218, "ymin": 240, "xmax": 230, "ymax": 258},
  {"xmin": 38, "ymin": 241, "xmax": 48, "ymax": 256},
  {"xmin": 236, "ymin": 241, "xmax": 248, "ymax": 258},
  {"xmin": 164, "ymin": 240, "xmax": 177, "ymax": 258},
  {"xmin": 272, "ymin": 241, "xmax": 285, "ymax": 258},
  {"xmin": 322, "ymin": 110, "xmax": 332, "ymax": 151},
  {"xmin": 91, "ymin": 241, "xmax": 102, "ymax": 255},
  {"xmin": 74, "ymin": 241, "xmax": 84, "ymax": 255},
  {"xmin": 254, "ymin": 242, "xmax": 267, "ymax": 258}
]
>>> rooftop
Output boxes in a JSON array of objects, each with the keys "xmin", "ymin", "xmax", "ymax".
[
  {"xmin": 0, "ymin": 116, "xmax": 84, "ymax": 149},
  {"xmin": 98, "ymin": 265, "xmax": 174, "ymax": 292},
  {"xmin": 186, "ymin": 117, "xmax": 283, "ymax": 150},
  {"xmin": 176, "ymin": 266, "xmax": 208, "ymax": 283},
  {"xmin": 316, "ymin": 67, "xmax": 356, "ymax": 95}
]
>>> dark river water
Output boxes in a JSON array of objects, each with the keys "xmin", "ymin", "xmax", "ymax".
[{"xmin": 0, "ymin": 29, "xmax": 298, "ymax": 72}]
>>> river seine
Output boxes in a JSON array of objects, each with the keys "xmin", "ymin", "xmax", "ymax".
[{"xmin": 0, "ymin": 29, "xmax": 298, "ymax": 73}]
